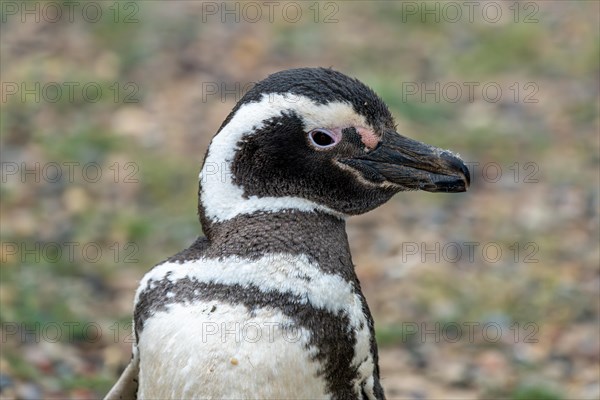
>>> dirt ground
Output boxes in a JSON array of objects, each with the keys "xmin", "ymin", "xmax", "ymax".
[{"xmin": 1, "ymin": 2, "xmax": 598, "ymax": 399}]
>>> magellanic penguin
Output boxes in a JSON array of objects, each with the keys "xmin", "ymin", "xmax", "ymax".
[{"xmin": 105, "ymin": 67, "xmax": 470, "ymax": 400}]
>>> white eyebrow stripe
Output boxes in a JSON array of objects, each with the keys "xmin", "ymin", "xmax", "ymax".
[{"xmin": 199, "ymin": 94, "xmax": 369, "ymax": 222}]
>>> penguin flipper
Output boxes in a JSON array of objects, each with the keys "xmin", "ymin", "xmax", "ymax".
[{"xmin": 104, "ymin": 352, "xmax": 139, "ymax": 400}]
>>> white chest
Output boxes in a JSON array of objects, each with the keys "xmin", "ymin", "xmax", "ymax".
[
  {"xmin": 138, "ymin": 302, "xmax": 329, "ymax": 399},
  {"xmin": 134, "ymin": 254, "xmax": 377, "ymax": 399}
]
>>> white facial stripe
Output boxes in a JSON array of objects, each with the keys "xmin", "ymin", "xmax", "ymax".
[
  {"xmin": 199, "ymin": 94, "xmax": 370, "ymax": 222},
  {"xmin": 334, "ymin": 160, "xmax": 401, "ymax": 192},
  {"xmin": 288, "ymin": 95, "xmax": 368, "ymax": 131}
]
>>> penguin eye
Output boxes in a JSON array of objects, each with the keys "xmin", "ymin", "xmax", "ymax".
[{"xmin": 308, "ymin": 129, "xmax": 340, "ymax": 149}]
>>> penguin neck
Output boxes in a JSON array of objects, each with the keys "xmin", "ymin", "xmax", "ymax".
[{"xmin": 200, "ymin": 209, "xmax": 357, "ymax": 279}]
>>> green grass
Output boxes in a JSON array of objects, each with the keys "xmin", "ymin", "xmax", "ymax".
[{"xmin": 511, "ymin": 385, "xmax": 564, "ymax": 400}]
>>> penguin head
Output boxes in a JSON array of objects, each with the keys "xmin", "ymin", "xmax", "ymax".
[{"xmin": 199, "ymin": 68, "xmax": 469, "ymax": 227}]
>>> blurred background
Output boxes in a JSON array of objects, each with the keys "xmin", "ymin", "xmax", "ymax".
[{"xmin": 1, "ymin": 1, "xmax": 598, "ymax": 399}]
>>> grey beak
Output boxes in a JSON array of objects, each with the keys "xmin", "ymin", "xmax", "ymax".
[{"xmin": 340, "ymin": 130, "xmax": 470, "ymax": 193}]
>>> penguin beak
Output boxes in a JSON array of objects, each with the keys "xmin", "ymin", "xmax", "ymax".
[{"xmin": 340, "ymin": 130, "xmax": 470, "ymax": 193}]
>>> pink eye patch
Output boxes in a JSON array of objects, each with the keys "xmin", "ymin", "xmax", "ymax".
[{"xmin": 356, "ymin": 127, "xmax": 380, "ymax": 150}]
